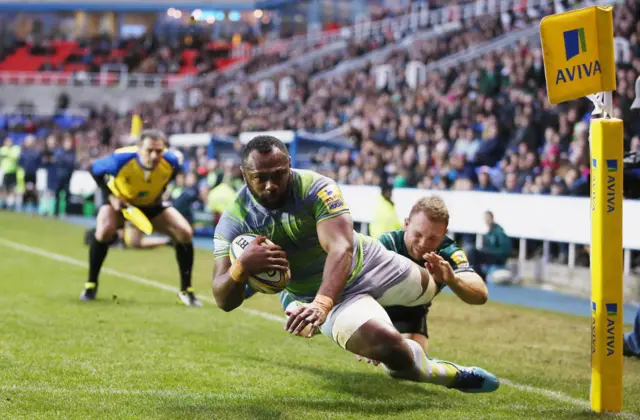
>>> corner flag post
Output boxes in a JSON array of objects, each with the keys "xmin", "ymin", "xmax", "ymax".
[{"xmin": 540, "ymin": 6, "xmax": 623, "ymax": 413}]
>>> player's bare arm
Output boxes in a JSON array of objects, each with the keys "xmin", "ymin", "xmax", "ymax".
[
  {"xmin": 212, "ymin": 236, "xmax": 288, "ymax": 312},
  {"xmin": 285, "ymin": 213, "xmax": 354, "ymax": 337},
  {"xmin": 212, "ymin": 256, "xmax": 243, "ymax": 311},
  {"xmin": 424, "ymin": 252, "xmax": 488, "ymax": 304},
  {"xmin": 316, "ymin": 213, "xmax": 354, "ymax": 303}
]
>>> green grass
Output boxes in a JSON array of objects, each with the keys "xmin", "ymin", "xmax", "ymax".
[{"xmin": 0, "ymin": 211, "xmax": 639, "ymax": 419}]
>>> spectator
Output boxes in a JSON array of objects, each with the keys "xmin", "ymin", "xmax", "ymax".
[
  {"xmin": 624, "ymin": 307, "xmax": 640, "ymax": 358},
  {"xmin": 40, "ymin": 135, "xmax": 58, "ymax": 216},
  {"xmin": 369, "ymin": 183, "xmax": 402, "ymax": 239},
  {"xmin": 1, "ymin": 0, "xmax": 634, "ymax": 219},
  {"xmin": 475, "ymin": 167, "xmax": 498, "ymax": 192},
  {"xmin": 171, "ymin": 172, "xmax": 201, "ymax": 225},
  {"xmin": 207, "ymin": 178, "xmax": 238, "ymax": 225},
  {"xmin": 0, "ymin": 137, "xmax": 20, "ymax": 210},
  {"xmin": 467, "ymin": 211, "xmax": 512, "ymax": 280},
  {"xmin": 52, "ymin": 135, "xmax": 76, "ymax": 217},
  {"xmin": 18, "ymin": 135, "xmax": 41, "ymax": 213}
]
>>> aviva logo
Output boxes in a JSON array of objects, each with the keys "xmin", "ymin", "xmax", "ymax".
[
  {"xmin": 556, "ymin": 27, "xmax": 601, "ymax": 85},
  {"xmin": 591, "ymin": 302, "xmax": 596, "ymax": 355},
  {"xmin": 605, "ymin": 303, "xmax": 617, "ymax": 356},
  {"xmin": 593, "ymin": 159, "xmax": 618, "ymax": 172},
  {"xmin": 564, "ymin": 28, "xmax": 587, "ymax": 60},
  {"xmin": 594, "ymin": 159, "xmax": 618, "ymax": 213}
]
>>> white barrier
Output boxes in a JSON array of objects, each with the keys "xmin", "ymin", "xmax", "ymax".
[
  {"xmin": 239, "ymin": 130, "xmax": 295, "ymax": 144},
  {"xmin": 55, "ymin": 170, "xmax": 640, "ymax": 251},
  {"xmin": 169, "ymin": 133, "xmax": 212, "ymax": 147},
  {"xmin": 341, "ymin": 185, "xmax": 640, "ymax": 250}
]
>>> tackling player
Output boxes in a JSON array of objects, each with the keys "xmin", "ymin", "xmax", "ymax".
[
  {"xmin": 212, "ymin": 135, "xmax": 499, "ymax": 393},
  {"xmin": 378, "ymin": 195, "xmax": 487, "ymax": 353},
  {"xmin": 81, "ymin": 129, "xmax": 202, "ymax": 307},
  {"xmin": 275, "ymin": 195, "xmax": 487, "ymax": 359}
]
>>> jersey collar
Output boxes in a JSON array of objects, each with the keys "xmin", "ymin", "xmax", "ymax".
[{"xmin": 135, "ymin": 154, "xmax": 155, "ymax": 171}]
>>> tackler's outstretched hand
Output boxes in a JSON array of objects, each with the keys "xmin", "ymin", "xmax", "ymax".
[{"xmin": 424, "ymin": 252, "xmax": 455, "ymax": 286}]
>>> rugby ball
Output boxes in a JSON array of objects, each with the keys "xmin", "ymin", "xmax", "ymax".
[{"xmin": 229, "ymin": 233, "xmax": 290, "ymax": 294}]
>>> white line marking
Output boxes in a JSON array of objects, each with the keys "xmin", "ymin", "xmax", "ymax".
[
  {"xmin": 0, "ymin": 384, "xmax": 415, "ymax": 405},
  {"xmin": 0, "ymin": 238, "xmax": 285, "ymax": 322},
  {"xmin": 501, "ymin": 379, "xmax": 638, "ymax": 419},
  {"xmin": 0, "ymin": 237, "xmax": 637, "ymax": 418},
  {"xmin": 500, "ymin": 379, "xmax": 589, "ymax": 409}
]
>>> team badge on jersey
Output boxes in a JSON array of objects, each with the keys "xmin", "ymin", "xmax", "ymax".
[
  {"xmin": 318, "ymin": 185, "xmax": 347, "ymax": 214},
  {"xmin": 451, "ymin": 250, "xmax": 470, "ymax": 268}
]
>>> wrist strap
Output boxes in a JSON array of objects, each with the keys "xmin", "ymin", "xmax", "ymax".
[
  {"xmin": 312, "ymin": 295, "xmax": 334, "ymax": 316},
  {"xmin": 229, "ymin": 259, "xmax": 247, "ymax": 284}
]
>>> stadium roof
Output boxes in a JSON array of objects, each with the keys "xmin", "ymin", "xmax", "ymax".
[
  {"xmin": 0, "ymin": 0, "xmax": 260, "ymax": 11},
  {"xmin": 254, "ymin": 0, "xmax": 298, "ymax": 9}
]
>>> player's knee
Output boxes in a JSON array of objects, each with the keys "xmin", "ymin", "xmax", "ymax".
[
  {"xmin": 95, "ymin": 221, "xmax": 118, "ymax": 242},
  {"xmin": 173, "ymin": 224, "xmax": 193, "ymax": 244},
  {"xmin": 350, "ymin": 321, "xmax": 409, "ymax": 366},
  {"xmin": 375, "ymin": 327, "xmax": 409, "ymax": 361}
]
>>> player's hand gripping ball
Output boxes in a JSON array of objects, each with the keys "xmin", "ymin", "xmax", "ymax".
[{"xmin": 229, "ymin": 234, "xmax": 291, "ymax": 294}]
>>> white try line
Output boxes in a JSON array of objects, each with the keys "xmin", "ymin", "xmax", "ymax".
[
  {"xmin": 0, "ymin": 384, "xmax": 433, "ymax": 407},
  {"xmin": 0, "ymin": 237, "xmax": 637, "ymax": 418},
  {"xmin": 0, "ymin": 238, "xmax": 286, "ymax": 323}
]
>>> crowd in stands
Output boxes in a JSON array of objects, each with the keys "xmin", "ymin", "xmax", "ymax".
[
  {"xmin": 1, "ymin": 0, "xmax": 640, "ymax": 269},
  {"xmin": 2, "ymin": 1, "xmax": 640, "ymax": 224},
  {"xmin": 1, "ymin": 0, "xmax": 504, "ymax": 85},
  {"xmin": 124, "ymin": 0, "xmax": 638, "ymax": 200},
  {"xmin": 0, "ymin": 0, "xmax": 447, "ymax": 79}
]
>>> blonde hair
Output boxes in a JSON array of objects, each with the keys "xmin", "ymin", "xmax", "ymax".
[{"xmin": 408, "ymin": 195, "xmax": 449, "ymax": 225}]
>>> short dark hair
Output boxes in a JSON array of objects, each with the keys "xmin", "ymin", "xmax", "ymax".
[
  {"xmin": 139, "ymin": 129, "xmax": 167, "ymax": 144},
  {"xmin": 242, "ymin": 135, "xmax": 288, "ymax": 166}
]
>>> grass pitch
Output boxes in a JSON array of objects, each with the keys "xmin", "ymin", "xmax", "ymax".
[{"xmin": 1, "ymin": 212, "xmax": 639, "ymax": 419}]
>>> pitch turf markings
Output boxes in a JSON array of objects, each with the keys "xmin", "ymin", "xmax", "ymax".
[{"xmin": 1, "ymin": 236, "xmax": 638, "ymax": 418}]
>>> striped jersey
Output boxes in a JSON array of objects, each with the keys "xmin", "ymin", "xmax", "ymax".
[{"xmin": 213, "ymin": 169, "xmax": 365, "ymax": 298}]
